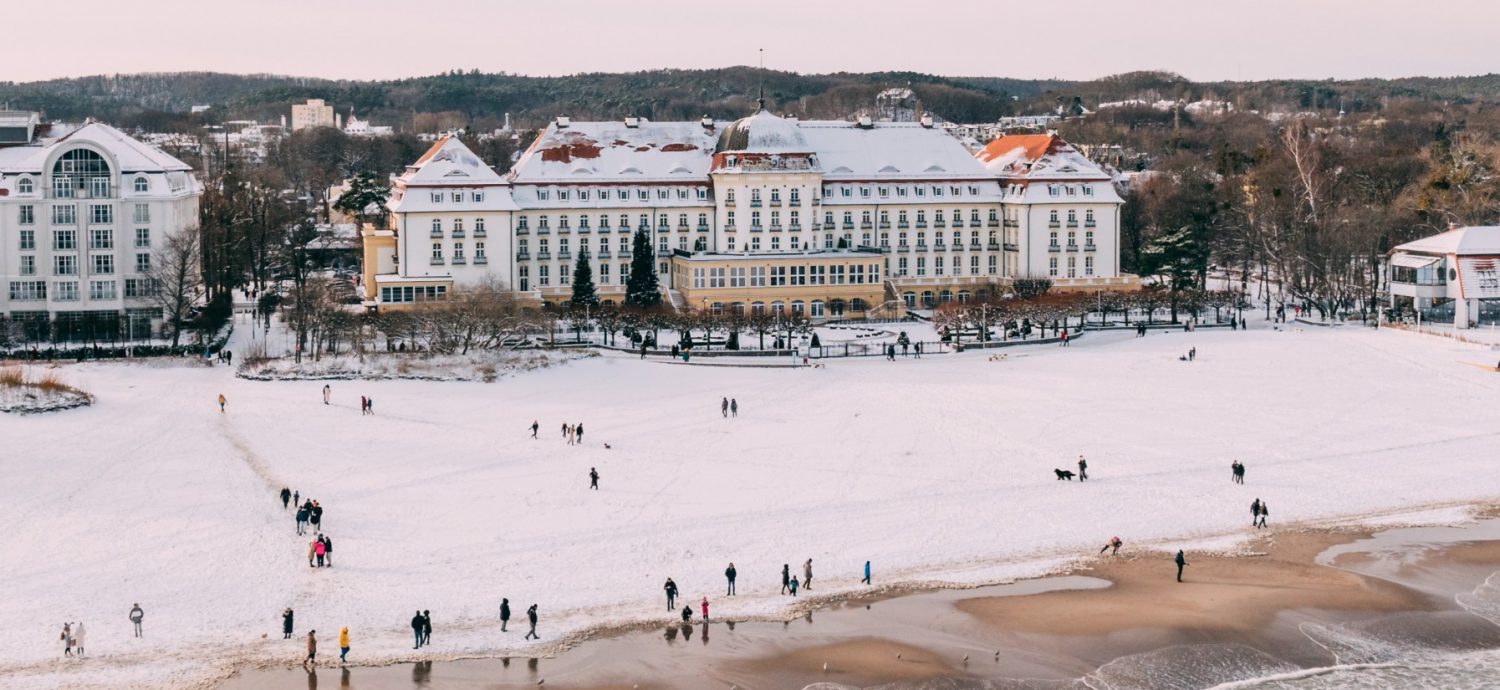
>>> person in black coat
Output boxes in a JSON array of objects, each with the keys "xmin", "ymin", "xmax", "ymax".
[
  {"xmin": 411, "ymin": 611, "xmax": 424, "ymax": 649},
  {"xmin": 295, "ymin": 506, "xmax": 309, "ymax": 536},
  {"xmin": 525, "ymin": 605, "xmax": 539, "ymax": 640},
  {"xmin": 781, "ymin": 564, "xmax": 791, "ymax": 594},
  {"xmin": 589, "ymin": 467, "xmax": 599, "ymax": 490},
  {"xmin": 1175, "ymin": 550, "xmax": 1188, "ymax": 582},
  {"xmin": 499, "ymin": 598, "xmax": 511, "ymax": 632},
  {"xmin": 664, "ymin": 578, "xmax": 678, "ymax": 610},
  {"xmin": 421, "ymin": 610, "xmax": 432, "ymax": 645},
  {"xmin": 725, "ymin": 563, "xmax": 737, "ymax": 596},
  {"xmin": 280, "ymin": 487, "xmax": 291, "ymax": 509},
  {"xmin": 282, "ymin": 608, "xmax": 294, "ymax": 639}
]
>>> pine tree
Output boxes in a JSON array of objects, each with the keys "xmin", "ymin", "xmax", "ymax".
[
  {"xmin": 569, "ymin": 252, "xmax": 599, "ymax": 308},
  {"xmin": 625, "ymin": 230, "xmax": 662, "ymax": 307}
]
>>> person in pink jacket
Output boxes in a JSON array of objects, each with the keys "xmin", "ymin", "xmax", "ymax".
[
  {"xmin": 314, "ymin": 538, "xmax": 327, "ymax": 567},
  {"xmin": 700, "ymin": 597, "xmax": 709, "ymax": 622}
]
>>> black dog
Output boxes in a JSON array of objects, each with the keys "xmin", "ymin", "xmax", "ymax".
[{"xmin": 1055, "ymin": 469, "xmax": 1076, "ymax": 481}]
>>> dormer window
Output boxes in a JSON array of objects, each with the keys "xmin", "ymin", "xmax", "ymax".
[
  {"xmin": 133, "ymin": 176, "xmax": 149, "ymax": 193},
  {"xmin": 559, "ymin": 190, "xmax": 569, "ymax": 201},
  {"xmin": 431, "ymin": 192, "xmax": 442, "ymax": 203},
  {"xmin": 17, "ymin": 178, "xmax": 33, "ymax": 194},
  {"xmin": 915, "ymin": 186, "xmax": 925, "ymax": 197},
  {"xmin": 451, "ymin": 192, "xmax": 462, "ymax": 203},
  {"xmin": 878, "ymin": 187, "xmax": 888, "ymax": 198},
  {"xmin": 1083, "ymin": 186, "xmax": 1094, "ymax": 196},
  {"xmin": 472, "ymin": 192, "xmax": 484, "ymax": 203},
  {"xmin": 538, "ymin": 190, "xmax": 549, "ymax": 201},
  {"xmin": 637, "ymin": 190, "xmax": 648, "ymax": 200},
  {"xmin": 933, "ymin": 186, "xmax": 944, "ymax": 197},
  {"xmin": 579, "ymin": 190, "xmax": 590, "ymax": 201}
]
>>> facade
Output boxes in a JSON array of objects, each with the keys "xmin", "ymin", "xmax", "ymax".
[
  {"xmin": 290, "ymin": 99, "xmax": 337, "ymax": 131},
  {"xmin": 976, "ymin": 133, "xmax": 1130, "ymax": 291},
  {"xmin": 0, "ymin": 114, "xmax": 202, "ymax": 341},
  {"xmin": 366, "ymin": 108, "xmax": 1131, "ymax": 318},
  {"xmin": 1387, "ymin": 225, "xmax": 1500, "ymax": 328}
]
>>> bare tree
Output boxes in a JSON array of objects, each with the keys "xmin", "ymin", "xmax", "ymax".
[{"xmin": 149, "ymin": 227, "xmax": 204, "ymax": 347}]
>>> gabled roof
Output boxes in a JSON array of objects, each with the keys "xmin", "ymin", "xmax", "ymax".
[
  {"xmin": 401, "ymin": 136, "xmax": 506, "ymax": 186},
  {"xmin": 1393, "ymin": 226, "xmax": 1500, "ymax": 256},
  {"xmin": 976, "ymin": 133, "xmax": 1111, "ymax": 182}
]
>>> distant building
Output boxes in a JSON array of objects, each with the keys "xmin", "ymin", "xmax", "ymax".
[
  {"xmin": 344, "ymin": 110, "xmax": 393, "ymax": 137},
  {"xmin": 0, "ymin": 113, "xmax": 203, "ymax": 341},
  {"xmin": 190, "ymin": 105, "xmax": 212, "ymax": 115},
  {"xmin": 1387, "ymin": 225, "xmax": 1500, "ymax": 328},
  {"xmin": 291, "ymin": 99, "xmax": 336, "ymax": 131}
]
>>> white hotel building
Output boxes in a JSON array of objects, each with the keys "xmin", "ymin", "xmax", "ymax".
[
  {"xmin": 366, "ymin": 107, "xmax": 1133, "ymax": 314},
  {"xmin": 0, "ymin": 112, "xmax": 202, "ymax": 341}
]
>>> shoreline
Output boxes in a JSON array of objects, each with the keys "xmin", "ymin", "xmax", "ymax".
[{"xmin": 215, "ymin": 503, "xmax": 1500, "ymax": 689}]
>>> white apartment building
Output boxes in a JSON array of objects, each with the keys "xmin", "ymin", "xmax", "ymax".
[
  {"xmin": 291, "ymin": 99, "xmax": 337, "ymax": 131},
  {"xmin": 367, "ymin": 108, "xmax": 1131, "ymax": 313},
  {"xmin": 0, "ymin": 112, "xmax": 202, "ymax": 341}
]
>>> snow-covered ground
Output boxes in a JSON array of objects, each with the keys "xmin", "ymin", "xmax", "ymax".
[{"xmin": 5, "ymin": 323, "xmax": 1500, "ymax": 688}]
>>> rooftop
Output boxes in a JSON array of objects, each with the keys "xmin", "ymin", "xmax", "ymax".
[{"xmin": 1393, "ymin": 225, "xmax": 1500, "ymax": 256}]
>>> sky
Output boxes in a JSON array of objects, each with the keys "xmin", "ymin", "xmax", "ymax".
[{"xmin": 9, "ymin": 0, "xmax": 1499, "ymax": 84}]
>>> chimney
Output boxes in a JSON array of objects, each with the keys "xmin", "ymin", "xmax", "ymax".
[{"xmin": 556, "ymin": 115, "xmax": 571, "ymax": 128}]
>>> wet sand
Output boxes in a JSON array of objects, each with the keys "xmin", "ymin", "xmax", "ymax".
[
  {"xmin": 220, "ymin": 518, "xmax": 1500, "ymax": 690},
  {"xmin": 956, "ymin": 531, "xmax": 1426, "ymax": 636}
]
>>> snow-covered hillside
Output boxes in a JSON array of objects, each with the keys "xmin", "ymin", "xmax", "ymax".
[{"xmin": 3, "ymin": 325, "xmax": 1499, "ymax": 688}]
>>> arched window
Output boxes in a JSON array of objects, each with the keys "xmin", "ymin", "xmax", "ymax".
[
  {"xmin": 710, "ymin": 302, "xmax": 724, "ymax": 315},
  {"xmin": 921, "ymin": 291, "xmax": 936, "ymax": 307},
  {"xmin": 958, "ymin": 290, "xmax": 972, "ymax": 303},
  {"xmin": 810, "ymin": 300, "xmax": 825, "ymax": 317},
  {"xmin": 17, "ymin": 177, "xmax": 33, "ymax": 194},
  {"xmin": 770, "ymin": 301, "xmax": 785, "ymax": 314},
  {"xmin": 133, "ymin": 176, "xmax": 149, "ymax": 193},
  {"xmin": 791, "ymin": 300, "xmax": 805, "ymax": 315},
  {"xmin": 939, "ymin": 290, "xmax": 953, "ymax": 303},
  {"xmin": 902, "ymin": 292, "xmax": 916, "ymax": 308},
  {"xmin": 750, "ymin": 301, "xmax": 765, "ymax": 315},
  {"xmin": 53, "ymin": 148, "xmax": 112, "ymax": 198},
  {"xmin": 827, "ymin": 299, "xmax": 845, "ymax": 316},
  {"xmin": 850, "ymin": 298, "xmax": 867, "ymax": 312}
]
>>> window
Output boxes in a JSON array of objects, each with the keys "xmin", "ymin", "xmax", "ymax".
[
  {"xmin": 454, "ymin": 219, "xmax": 465, "ymax": 234},
  {"xmin": 90, "ymin": 228, "xmax": 113, "ymax": 249},
  {"xmin": 53, "ymin": 206, "xmax": 77, "ymax": 225},
  {"xmin": 472, "ymin": 192, "xmax": 484, "ymax": 203},
  {"xmin": 9, "ymin": 281, "xmax": 45, "ymax": 300},
  {"xmin": 125, "ymin": 278, "xmax": 157, "ymax": 298},
  {"xmin": 89, "ymin": 280, "xmax": 117, "ymax": 300},
  {"xmin": 519, "ymin": 265, "xmax": 529, "ymax": 291},
  {"xmin": 750, "ymin": 266, "xmax": 766, "ymax": 287},
  {"xmin": 619, "ymin": 264, "xmax": 629, "ymax": 285},
  {"xmin": 1085, "ymin": 256, "xmax": 1095, "ymax": 276},
  {"xmin": 134, "ymin": 177, "xmax": 149, "ymax": 193},
  {"xmin": 89, "ymin": 204, "xmax": 113, "ymax": 225},
  {"xmin": 430, "ymin": 192, "xmax": 442, "ymax": 203},
  {"xmin": 19, "ymin": 229, "xmax": 35, "ymax": 250},
  {"xmin": 20, "ymin": 255, "xmax": 35, "ymax": 276},
  {"xmin": 431, "ymin": 219, "xmax": 443, "ymax": 236},
  {"xmin": 54, "ymin": 281, "xmax": 79, "ymax": 301},
  {"xmin": 1049, "ymin": 257, "xmax": 1058, "ymax": 277},
  {"xmin": 988, "ymin": 255, "xmax": 998, "ymax": 274},
  {"xmin": 770, "ymin": 266, "xmax": 787, "ymax": 286},
  {"xmin": 54, "ymin": 230, "xmax": 77, "ymax": 250},
  {"xmin": 53, "ymin": 148, "xmax": 112, "ymax": 198},
  {"xmin": 431, "ymin": 243, "xmax": 442, "ymax": 261},
  {"xmin": 135, "ymin": 228, "xmax": 151, "ymax": 248},
  {"xmin": 130, "ymin": 203, "xmax": 150, "ymax": 224},
  {"xmin": 1067, "ymin": 256, "xmax": 1077, "ymax": 278},
  {"xmin": 475, "ymin": 218, "xmax": 486, "ymax": 235},
  {"xmin": 451, "ymin": 192, "xmax": 462, "ymax": 203},
  {"xmin": 136, "ymin": 253, "xmax": 151, "ymax": 273},
  {"xmin": 93, "ymin": 254, "xmax": 115, "ymax": 274},
  {"xmin": 475, "ymin": 242, "xmax": 486, "ymax": 261},
  {"xmin": 19, "ymin": 205, "xmax": 34, "ymax": 224},
  {"xmin": 17, "ymin": 178, "xmax": 34, "ymax": 194},
  {"xmin": 453, "ymin": 242, "xmax": 465, "ymax": 261},
  {"xmin": 935, "ymin": 256, "xmax": 944, "ymax": 276},
  {"xmin": 539, "ymin": 265, "xmax": 550, "ymax": 286},
  {"xmin": 1086, "ymin": 230, "xmax": 1094, "ymax": 247}
]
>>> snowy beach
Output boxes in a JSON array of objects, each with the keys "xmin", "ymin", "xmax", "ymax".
[{"xmin": 4, "ymin": 324, "xmax": 1500, "ymax": 689}]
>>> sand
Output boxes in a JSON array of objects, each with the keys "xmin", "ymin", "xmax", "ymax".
[{"xmin": 955, "ymin": 531, "xmax": 1430, "ymax": 636}]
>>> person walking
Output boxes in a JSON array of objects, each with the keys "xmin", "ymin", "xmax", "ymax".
[
  {"xmin": 725, "ymin": 562, "xmax": 737, "ymax": 595},
  {"xmin": 304, "ymin": 630, "xmax": 317, "ymax": 666},
  {"xmin": 701, "ymin": 597, "xmax": 710, "ymax": 622},
  {"xmin": 561, "ymin": 422, "xmax": 569, "ymax": 439},
  {"xmin": 721, "ymin": 397, "xmax": 729, "ymax": 418},
  {"xmin": 294, "ymin": 490, "xmax": 300, "ymax": 507},
  {"xmin": 1078, "ymin": 455, "xmax": 1088, "ymax": 481},
  {"xmin": 803, "ymin": 559, "xmax": 814, "ymax": 591},
  {"xmin": 61, "ymin": 622, "xmax": 73, "ymax": 657},
  {"xmin": 664, "ymin": 578, "xmax": 678, "ymax": 611},
  {"xmin": 862, "ymin": 560, "xmax": 872, "ymax": 585},
  {"xmin": 589, "ymin": 467, "xmax": 599, "ymax": 490},
  {"xmin": 789, "ymin": 575, "xmax": 800, "ymax": 596},
  {"xmin": 315, "ymin": 537, "xmax": 327, "ymax": 567},
  {"xmin": 421, "ymin": 610, "xmax": 432, "ymax": 646},
  {"xmin": 281, "ymin": 487, "xmax": 292, "ymax": 509},
  {"xmin": 283, "ymin": 608, "xmax": 295, "ymax": 639},
  {"xmin": 296, "ymin": 505, "xmax": 308, "ymax": 536},
  {"xmin": 130, "ymin": 604, "xmax": 144, "ymax": 638},
  {"xmin": 1189, "ymin": 347, "xmax": 1197, "ymax": 362},
  {"xmin": 322, "ymin": 384, "xmax": 331, "ymax": 405},
  {"xmin": 338, "ymin": 626, "xmax": 350, "ymax": 664},
  {"xmin": 499, "ymin": 598, "xmax": 511, "ymax": 632},
  {"xmin": 73, "ymin": 621, "xmax": 85, "ymax": 657},
  {"xmin": 915, "ymin": 341, "xmax": 923, "ymax": 358},
  {"xmin": 1251, "ymin": 498, "xmax": 1262, "ymax": 527},
  {"xmin": 217, "ymin": 393, "xmax": 227, "ymax": 413},
  {"xmin": 410, "ymin": 611, "xmax": 424, "ymax": 649},
  {"xmin": 322, "ymin": 535, "xmax": 334, "ymax": 567},
  {"xmin": 530, "ymin": 420, "xmax": 539, "ymax": 438},
  {"xmin": 360, "ymin": 396, "xmax": 368, "ymax": 415},
  {"xmin": 575, "ymin": 423, "xmax": 584, "ymax": 444},
  {"xmin": 310, "ymin": 502, "xmax": 323, "ymax": 532},
  {"xmin": 781, "ymin": 564, "xmax": 791, "ymax": 595},
  {"xmin": 730, "ymin": 399, "xmax": 738, "ymax": 417},
  {"xmin": 1175, "ymin": 550, "xmax": 1188, "ymax": 582},
  {"xmin": 1257, "ymin": 502, "xmax": 1269, "ymax": 529},
  {"xmin": 308, "ymin": 538, "xmax": 319, "ymax": 567},
  {"xmin": 525, "ymin": 604, "xmax": 539, "ymax": 640}
]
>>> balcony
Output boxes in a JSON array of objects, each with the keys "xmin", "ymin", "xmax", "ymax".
[
  {"xmin": 770, "ymin": 224, "xmax": 783, "ymax": 232},
  {"xmin": 750, "ymin": 224, "xmax": 763, "ymax": 233},
  {"xmin": 951, "ymin": 220, "xmax": 965, "ymax": 229},
  {"xmin": 1004, "ymin": 219, "xmax": 1019, "ymax": 228},
  {"xmin": 576, "ymin": 226, "xmax": 591, "ymax": 234},
  {"xmin": 536, "ymin": 227, "xmax": 551, "ymax": 235},
  {"xmin": 453, "ymin": 256, "xmax": 467, "ymax": 265},
  {"xmin": 596, "ymin": 249, "xmax": 611, "ymax": 259},
  {"xmin": 749, "ymin": 200, "xmax": 762, "ymax": 208},
  {"xmin": 452, "ymin": 230, "xmax": 466, "ymax": 238},
  {"xmin": 537, "ymin": 251, "xmax": 551, "ymax": 260},
  {"xmin": 1048, "ymin": 221, "xmax": 1061, "ymax": 229},
  {"xmin": 558, "ymin": 251, "xmax": 571, "ymax": 260},
  {"xmin": 897, "ymin": 221, "xmax": 909, "ymax": 229},
  {"xmin": 896, "ymin": 244, "xmax": 911, "ymax": 253},
  {"xmin": 843, "ymin": 222, "xmax": 855, "ymax": 230},
  {"xmin": 656, "ymin": 248, "xmax": 672, "ymax": 257},
  {"xmin": 860, "ymin": 221, "xmax": 873, "ymax": 230},
  {"xmin": 1067, "ymin": 220, "xmax": 1079, "ymax": 227},
  {"xmin": 769, "ymin": 198, "xmax": 782, "ymax": 206},
  {"xmin": 950, "ymin": 243, "xmax": 963, "ymax": 252},
  {"xmin": 1065, "ymin": 243, "xmax": 1079, "ymax": 252},
  {"xmin": 915, "ymin": 221, "xmax": 927, "ymax": 229},
  {"xmin": 1003, "ymin": 242, "xmax": 1018, "ymax": 251},
  {"xmin": 429, "ymin": 230, "xmax": 444, "ymax": 238},
  {"xmin": 724, "ymin": 223, "xmax": 736, "ymax": 231},
  {"xmin": 516, "ymin": 227, "xmax": 530, "ymax": 235},
  {"xmin": 429, "ymin": 257, "xmax": 445, "ymax": 265},
  {"xmin": 1048, "ymin": 244, "xmax": 1061, "ymax": 252},
  {"xmin": 878, "ymin": 221, "xmax": 891, "ymax": 229},
  {"xmin": 474, "ymin": 229, "xmax": 487, "ymax": 238},
  {"xmin": 474, "ymin": 256, "xmax": 488, "ymax": 265},
  {"xmin": 1085, "ymin": 220, "xmax": 1097, "ymax": 228},
  {"xmin": 987, "ymin": 219, "xmax": 1000, "ymax": 227},
  {"xmin": 724, "ymin": 199, "xmax": 735, "ymax": 207},
  {"xmin": 1084, "ymin": 243, "xmax": 1097, "ymax": 252},
  {"xmin": 915, "ymin": 243, "xmax": 929, "ymax": 252}
]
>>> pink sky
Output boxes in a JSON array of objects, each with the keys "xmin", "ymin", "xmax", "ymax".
[{"xmin": 14, "ymin": 0, "xmax": 1499, "ymax": 83}]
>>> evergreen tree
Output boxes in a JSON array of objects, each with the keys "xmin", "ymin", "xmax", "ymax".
[
  {"xmin": 333, "ymin": 171, "xmax": 390, "ymax": 228},
  {"xmin": 625, "ymin": 230, "xmax": 662, "ymax": 307},
  {"xmin": 569, "ymin": 252, "xmax": 599, "ymax": 308}
]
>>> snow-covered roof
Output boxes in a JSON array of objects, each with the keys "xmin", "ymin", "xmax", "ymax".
[
  {"xmin": 401, "ymin": 136, "xmax": 506, "ymax": 186},
  {"xmin": 977, "ymin": 134, "xmax": 1113, "ymax": 182},
  {"xmin": 715, "ymin": 109, "xmax": 811, "ymax": 155},
  {"xmin": 1392, "ymin": 226, "xmax": 1500, "ymax": 256},
  {"xmin": 511, "ymin": 120, "xmax": 720, "ymax": 184},
  {"xmin": 0, "ymin": 121, "xmax": 193, "ymax": 174},
  {"xmin": 798, "ymin": 121, "xmax": 993, "ymax": 181}
]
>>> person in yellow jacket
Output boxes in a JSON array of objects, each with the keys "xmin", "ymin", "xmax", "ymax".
[
  {"xmin": 339, "ymin": 627, "xmax": 350, "ymax": 664},
  {"xmin": 217, "ymin": 393, "xmax": 226, "ymax": 412}
]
